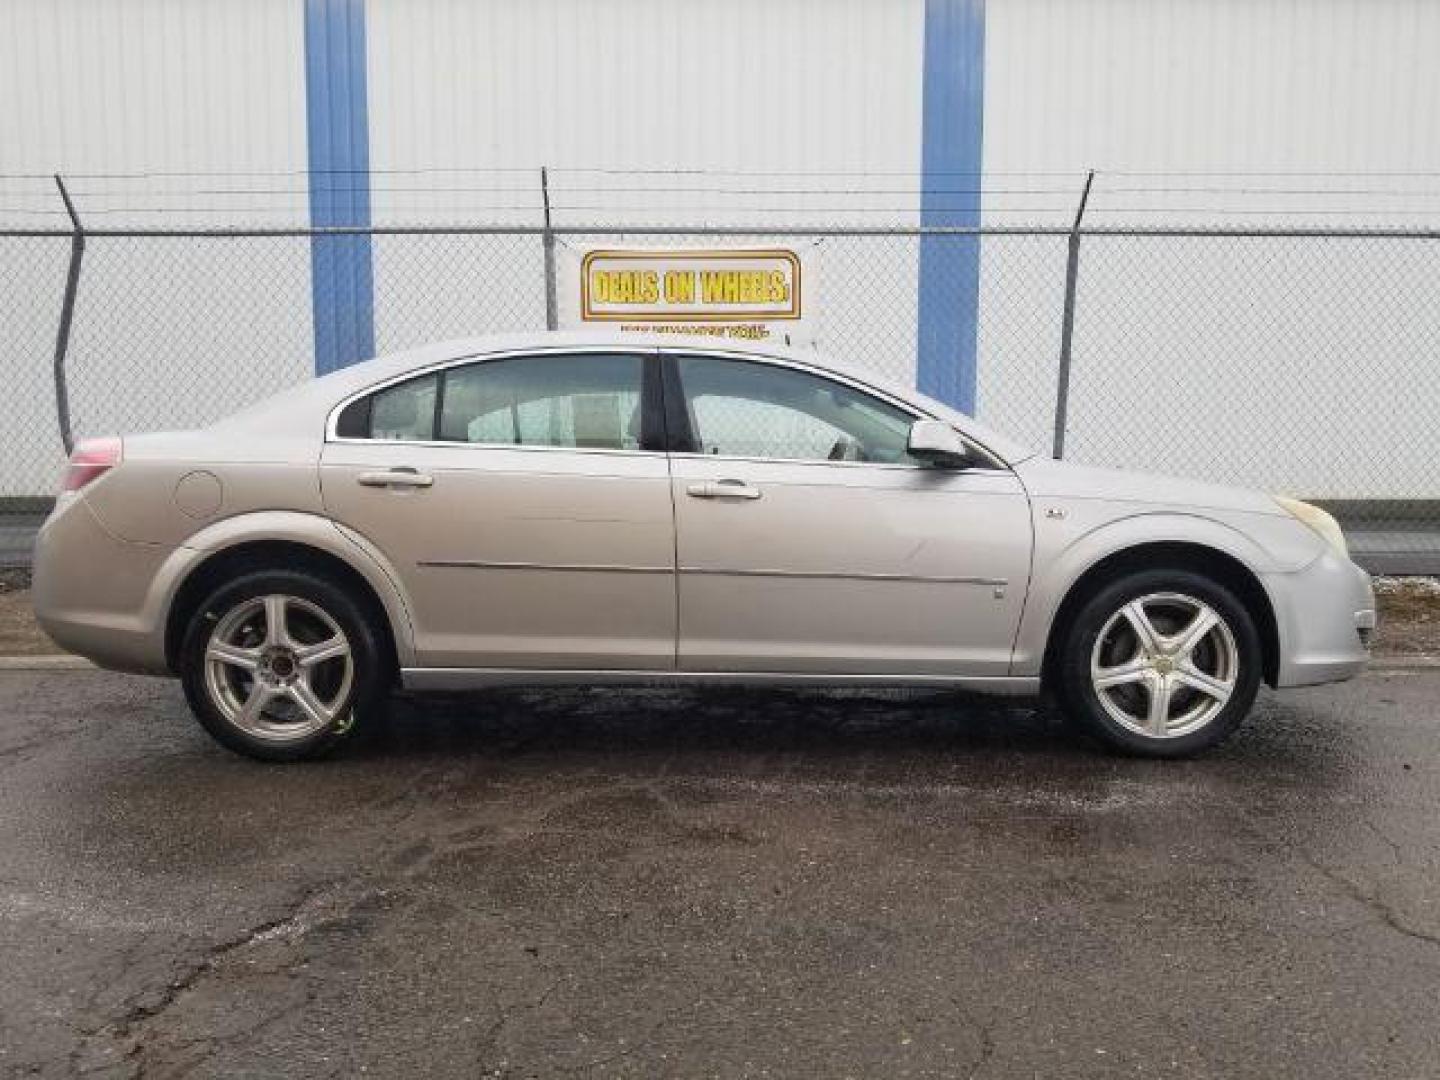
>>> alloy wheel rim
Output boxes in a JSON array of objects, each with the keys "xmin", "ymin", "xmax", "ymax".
[
  {"xmin": 203, "ymin": 594, "xmax": 354, "ymax": 743},
  {"xmin": 1089, "ymin": 592, "xmax": 1239, "ymax": 739}
]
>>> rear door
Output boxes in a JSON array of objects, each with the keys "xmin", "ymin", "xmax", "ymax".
[
  {"xmin": 663, "ymin": 351, "xmax": 1032, "ymax": 677},
  {"xmin": 320, "ymin": 348, "xmax": 676, "ymax": 670}
]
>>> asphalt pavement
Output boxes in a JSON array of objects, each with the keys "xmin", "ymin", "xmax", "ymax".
[{"xmin": 1, "ymin": 670, "xmax": 1438, "ymax": 1078}]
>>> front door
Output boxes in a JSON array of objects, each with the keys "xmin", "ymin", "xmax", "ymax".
[
  {"xmin": 320, "ymin": 349, "xmax": 676, "ymax": 670},
  {"xmin": 664, "ymin": 352, "xmax": 1032, "ymax": 677}
]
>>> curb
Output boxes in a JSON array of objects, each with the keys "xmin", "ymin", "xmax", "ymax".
[{"xmin": 0, "ymin": 655, "xmax": 95, "ymax": 671}]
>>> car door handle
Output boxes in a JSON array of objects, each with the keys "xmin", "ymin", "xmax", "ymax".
[
  {"xmin": 686, "ymin": 480, "xmax": 761, "ymax": 500},
  {"xmin": 357, "ymin": 469, "xmax": 434, "ymax": 489}
]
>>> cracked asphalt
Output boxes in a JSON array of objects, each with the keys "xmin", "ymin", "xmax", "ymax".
[{"xmin": 1, "ymin": 670, "xmax": 1439, "ymax": 1078}]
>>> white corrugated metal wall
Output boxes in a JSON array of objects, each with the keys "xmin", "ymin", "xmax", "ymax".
[
  {"xmin": 0, "ymin": 0, "xmax": 313, "ymax": 496},
  {"xmin": 3, "ymin": 0, "xmax": 1439, "ymax": 498},
  {"xmin": 364, "ymin": 0, "xmax": 925, "ymax": 376},
  {"xmin": 979, "ymin": 0, "xmax": 1440, "ymax": 493},
  {"xmin": 987, "ymin": 0, "xmax": 1440, "ymax": 178}
]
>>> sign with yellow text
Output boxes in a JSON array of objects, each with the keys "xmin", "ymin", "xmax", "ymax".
[{"xmin": 558, "ymin": 243, "xmax": 819, "ymax": 345}]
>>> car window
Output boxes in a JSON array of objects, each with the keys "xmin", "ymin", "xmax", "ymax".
[
  {"xmin": 368, "ymin": 374, "xmax": 438, "ymax": 442},
  {"xmin": 674, "ymin": 355, "xmax": 922, "ymax": 464},
  {"xmin": 439, "ymin": 353, "xmax": 644, "ymax": 450},
  {"xmin": 335, "ymin": 353, "xmax": 647, "ymax": 449}
]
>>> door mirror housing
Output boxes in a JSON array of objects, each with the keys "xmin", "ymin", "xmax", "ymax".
[{"xmin": 907, "ymin": 419, "xmax": 972, "ymax": 467}]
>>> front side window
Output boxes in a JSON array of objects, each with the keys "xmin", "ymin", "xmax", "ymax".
[
  {"xmin": 674, "ymin": 355, "xmax": 922, "ymax": 464},
  {"xmin": 335, "ymin": 353, "xmax": 645, "ymax": 451}
]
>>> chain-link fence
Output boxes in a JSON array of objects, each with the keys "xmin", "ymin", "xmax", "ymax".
[{"xmin": 3, "ymin": 216, "xmax": 1438, "ymax": 571}]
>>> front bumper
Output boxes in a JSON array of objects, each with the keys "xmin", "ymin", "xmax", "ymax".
[{"xmin": 1263, "ymin": 549, "xmax": 1375, "ymax": 688}]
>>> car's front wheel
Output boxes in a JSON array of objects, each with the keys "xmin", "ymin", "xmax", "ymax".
[
  {"xmin": 180, "ymin": 570, "xmax": 389, "ymax": 761},
  {"xmin": 1055, "ymin": 569, "xmax": 1263, "ymax": 757}
]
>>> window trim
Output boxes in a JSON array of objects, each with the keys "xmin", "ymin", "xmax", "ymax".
[
  {"xmin": 325, "ymin": 346, "xmax": 663, "ymax": 457},
  {"xmin": 659, "ymin": 348, "xmax": 1008, "ymax": 472}
]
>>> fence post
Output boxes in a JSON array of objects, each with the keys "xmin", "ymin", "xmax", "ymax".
[
  {"xmin": 541, "ymin": 166, "xmax": 558, "ymax": 331},
  {"xmin": 1051, "ymin": 169, "xmax": 1095, "ymax": 460},
  {"xmin": 52, "ymin": 173, "xmax": 85, "ymax": 456}
]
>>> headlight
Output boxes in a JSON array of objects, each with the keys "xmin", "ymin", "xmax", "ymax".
[{"xmin": 1274, "ymin": 495, "xmax": 1348, "ymax": 557}]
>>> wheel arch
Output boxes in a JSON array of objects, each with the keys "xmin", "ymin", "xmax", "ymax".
[
  {"xmin": 1038, "ymin": 540, "xmax": 1281, "ymax": 692},
  {"xmin": 159, "ymin": 514, "xmax": 415, "ymax": 676}
]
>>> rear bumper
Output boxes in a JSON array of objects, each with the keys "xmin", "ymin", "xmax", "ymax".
[
  {"xmin": 31, "ymin": 495, "xmax": 174, "ymax": 675},
  {"xmin": 1264, "ymin": 550, "xmax": 1375, "ymax": 688}
]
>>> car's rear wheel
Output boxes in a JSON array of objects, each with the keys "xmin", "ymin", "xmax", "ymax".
[
  {"xmin": 180, "ymin": 569, "xmax": 388, "ymax": 761},
  {"xmin": 1055, "ymin": 569, "xmax": 1262, "ymax": 757}
]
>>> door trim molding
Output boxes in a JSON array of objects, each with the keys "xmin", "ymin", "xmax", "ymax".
[
  {"xmin": 417, "ymin": 559, "xmax": 670, "ymax": 574},
  {"xmin": 679, "ymin": 566, "xmax": 1007, "ymax": 587}
]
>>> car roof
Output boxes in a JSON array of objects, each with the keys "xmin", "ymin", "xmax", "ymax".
[{"xmin": 219, "ymin": 330, "xmax": 1033, "ymax": 464}]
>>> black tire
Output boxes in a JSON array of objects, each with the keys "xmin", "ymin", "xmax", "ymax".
[
  {"xmin": 180, "ymin": 569, "xmax": 390, "ymax": 761},
  {"xmin": 1054, "ymin": 568, "xmax": 1262, "ymax": 758}
]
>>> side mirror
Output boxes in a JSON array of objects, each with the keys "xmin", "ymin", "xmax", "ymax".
[{"xmin": 907, "ymin": 419, "xmax": 971, "ymax": 467}]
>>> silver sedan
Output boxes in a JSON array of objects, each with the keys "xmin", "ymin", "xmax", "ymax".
[{"xmin": 32, "ymin": 332, "xmax": 1374, "ymax": 761}]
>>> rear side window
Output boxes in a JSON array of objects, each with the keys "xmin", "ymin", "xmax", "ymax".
[
  {"xmin": 373, "ymin": 375, "xmax": 438, "ymax": 441},
  {"xmin": 440, "ymin": 353, "xmax": 643, "ymax": 450},
  {"xmin": 335, "ymin": 373, "xmax": 438, "ymax": 441},
  {"xmin": 333, "ymin": 353, "xmax": 645, "ymax": 451}
]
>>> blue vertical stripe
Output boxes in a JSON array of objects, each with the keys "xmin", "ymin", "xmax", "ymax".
[
  {"xmin": 304, "ymin": 0, "xmax": 374, "ymax": 374},
  {"xmin": 917, "ymin": 0, "xmax": 986, "ymax": 413}
]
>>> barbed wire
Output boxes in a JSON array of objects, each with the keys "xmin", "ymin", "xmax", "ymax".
[
  {"xmin": 8, "ymin": 168, "xmax": 1440, "ymax": 228},
  {"xmin": 8, "ymin": 165, "xmax": 1440, "ymax": 180}
]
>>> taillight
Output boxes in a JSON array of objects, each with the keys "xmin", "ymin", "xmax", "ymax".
[{"xmin": 62, "ymin": 436, "xmax": 123, "ymax": 492}]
